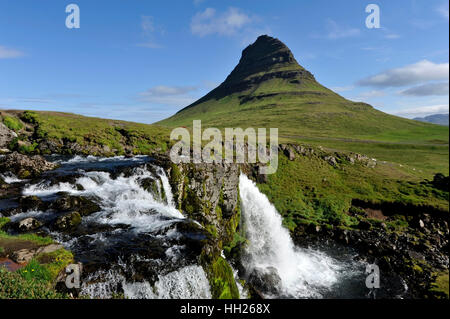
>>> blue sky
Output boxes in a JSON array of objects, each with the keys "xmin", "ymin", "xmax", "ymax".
[{"xmin": 0, "ymin": 0, "xmax": 448, "ymax": 123}]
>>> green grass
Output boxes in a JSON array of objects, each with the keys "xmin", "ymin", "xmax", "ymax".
[
  {"xmin": 2, "ymin": 115, "xmax": 23, "ymax": 131},
  {"xmin": 429, "ymin": 271, "xmax": 449, "ymax": 299},
  {"xmin": 257, "ymin": 149, "xmax": 448, "ymax": 230},
  {"xmin": 2, "ymin": 110, "xmax": 173, "ymax": 156}
]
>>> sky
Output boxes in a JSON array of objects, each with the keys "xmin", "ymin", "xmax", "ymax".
[{"xmin": 0, "ymin": 0, "xmax": 448, "ymax": 124}]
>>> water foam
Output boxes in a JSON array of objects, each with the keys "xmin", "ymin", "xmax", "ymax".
[
  {"xmin": 23, "ymin": 165, "xmax": 184, "ymax": 233},
  {"xmin": 239, "ymin": 174, "xmax": 345, "ymax": 298},
  {"xmin": 81, "ymin": 265, "xmax": 211, "ymax": 299}
]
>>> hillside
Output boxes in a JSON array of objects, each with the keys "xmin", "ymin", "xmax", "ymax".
[{"xmin": 159, "ymin": 35, "xmax": 449, "ymax": 176}]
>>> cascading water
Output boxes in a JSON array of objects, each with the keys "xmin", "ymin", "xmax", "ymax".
[
  {"xmin": 239, "ymin": 174, "xmax": 362, "ymax": 298},
  {"xmin": 17, "ymin": 156, "xmax": 212, "ymax": 299}
]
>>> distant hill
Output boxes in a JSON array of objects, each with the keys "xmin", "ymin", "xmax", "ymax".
[
  {"xmin": 159, "ymin": 35, "xmax": 448, "ymax": 146},
  {"xmin": 413, "ymin": 114, "xmax": 449, "ymax": 126}
]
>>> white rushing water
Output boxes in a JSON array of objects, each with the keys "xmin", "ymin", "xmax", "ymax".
[
  {"xmin": 0, "ymin": 172, "xmax": 23, "ymax": 184},
  {"xmin": 23, "ymin": 165, "xmax": 184, "ymax": 233},
  {"xmin": 239, "ymin": 174, "xmax": 346, "ymax": 298},
  {"xmin": 81, "ymin": 264, "xmax": 211, "ymax": 299}
]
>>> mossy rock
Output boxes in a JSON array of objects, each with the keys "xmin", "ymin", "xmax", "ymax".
[
  {"xmin": 54, "ymin": 211, "xmax": 82, "ymax": 231},
  {"xmin": 204, "ymin": 256, "xmax": 239, "ymax": 299}
]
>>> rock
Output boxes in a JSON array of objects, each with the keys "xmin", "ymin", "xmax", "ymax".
[
  {"xmin": 324, "ymin": 155, "xmax": 338, "ymax": 167},
  {"xmin": 10, "ymin": 244, "xmax": 63, "ymax": 263},
  {"xmin": 54, "ymin": 211, "xmax": 82, "ymax": 230},
  {"xmin": 419, "ymin": 219, "xmax": 425, "ymax": 229},
  {"xmin": 10, "ymin": 249, "xmax": 35, "ymax": 263},
  {"xmin": 18, "ymin": 217, "xmax": 42, "ymax": 232},
  {"xmin": 0, "ymin": 152, "xmax": 57, "ymax": 178},
  {"xmin": 51, "ymin": 195, "xmax": 101, "ymax": 216},
  {"xmin": 19, "ymin": 196, "xmax": 44, "ymax": 211},
  {"xmin": 248, "ymin": 267, "xmax": 282, "ymax": 295},
  {"xmin": 36, "ymin": 244, "xmax": 63, "ymax": 255},
  {"xmin": 0, "ymin": 122, "xmax": 17, "ymax": 149}
]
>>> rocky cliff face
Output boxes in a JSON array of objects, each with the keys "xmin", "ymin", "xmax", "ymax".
[{"xmin": 154, "ymin": 156, "xmax": 241, "ymax": 298}]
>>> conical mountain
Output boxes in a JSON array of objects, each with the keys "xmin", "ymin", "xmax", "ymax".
[{"xmin": 159, "ymin": 35, "xmax": 447, "ymax": 144}]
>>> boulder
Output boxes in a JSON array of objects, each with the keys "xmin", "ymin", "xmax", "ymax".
[
  {"xmin": 51, "ymin": 195, "xmax": 101, "ymax": 216},
  {"xmin": 248, "ymin": 266, "xmax": 282, "ymax": 295},
  {"xmin": 54, "ymin": 211, "xmax": 82, "ymax": 230},
  {"xmin": 0, "ymin": 122, "xmax": 17, "ymax": 149},
  {"xmin": 18, "ymin": 217, "xmax": 42, "ymax": 232},
  {"xmin": 0, "ymin": 152, "xmax": 57, "ymax": 178},
  {"xmin": 19, "ymin": 196, "xmax": 44, "ymax": 211}
]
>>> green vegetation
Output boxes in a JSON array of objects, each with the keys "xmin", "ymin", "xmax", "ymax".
[
  {"xmin": 429, "ymin": 271, "xmax": 449, "ymax": 299},
  {"xmin": 0, "ymin": 267, "xmax": 67, "ymax": 299},
  {"xmin": 2, "ymin": 115, "xmax": 23, "ymax": 131},
  {"xmin": 0, "ymin": 110, "xmax": 172, "ymax": 156},
  {"xmin": 204, "ymin": 256, "xmax": 239, "ymax": 299},
  {"xmin": 0, "ymin": 217, "xmax": 73, "ymax": 299},
  {"xmin": 257, "ymin": 150, "xmax": 448, "ymax": 230}
]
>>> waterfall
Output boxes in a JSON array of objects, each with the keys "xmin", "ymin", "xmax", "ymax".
[{"xmin": 239, "ymin": 174, "xmax": 346, "ymax": 298}]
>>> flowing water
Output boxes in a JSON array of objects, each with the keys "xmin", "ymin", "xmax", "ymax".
[
  {"xmin": 239, "ymin": 174, "xmax": 366, "ymax": 298},
  {"xmin": 2, "ymin": 156, "xmax": 371, "ymax": 298}
]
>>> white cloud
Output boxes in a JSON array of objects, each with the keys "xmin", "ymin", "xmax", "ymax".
[
  {"xmin": 0, "ymin": 46, "xmax": 24, "ymax": 59},
  {"xmin": 357, "ymin": 60, "xmax": 449, "ymax": 87},
  {"xmin": 139, "ymin": 85, "xmax": 198, "ymax": 107},
  {"xmin": 399, "ymin": 82, "xmax": 449, "ymax": 96},
  {"xmin": 191, "ymin": 7, "xmax": 252, "ymax": 37},
  {"xmin": 391, "ymin": 104, "xmax": 449, "ymax": 118},
  {"xmin": 324, "ymin": 19, "xmax": 360, "ymax": 39},
  {"xmin": 137, "ymin": 16, "xmax": 163, "ymax": 49}
]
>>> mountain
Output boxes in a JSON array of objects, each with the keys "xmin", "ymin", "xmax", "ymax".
[
  {"xmin": 159, "ymin": 35, "xmax": 448, "ymax": 145},
  {"xmin": 413, "ymin": 114, "xmax": 449, "ymax": 126}
]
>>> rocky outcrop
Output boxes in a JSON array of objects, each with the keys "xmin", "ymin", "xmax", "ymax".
[
  {"xmin": 0, "ymin": 122, "xmax": 17, "ymax": 149},
  {"xmin": 155, "ymin": 156, "xmax": 241, "ymax": 299},
  {"xmin": 0, "ymin": 152, "xmax": 57, "ymax": 179}
]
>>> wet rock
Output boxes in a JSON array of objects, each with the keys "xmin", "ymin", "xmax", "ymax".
[
  {"xmin": 54, "ymin": 211, "xmax": 82, "ymax": 230},
  {"xmin": 18, "ymin": 217, "xmax": 42, "ymax": 232},
  {"xmin": 51, "ymin": 195, "xmax": 101, "ymax": 216},
  {"xmin": 248, "ymin": 267, "xmax": 282, "ymax": 295},
  {"xmin": 0, "ymin": 152, "xmax": 57, "ymax": 178},
  {"xmin": 19, "ymin": 196, "xmax": 44, "ymax": 211}
]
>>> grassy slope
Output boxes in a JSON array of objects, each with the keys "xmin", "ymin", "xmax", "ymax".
[
  {"xmin": 159, "ymin": 76, "xmax": 449, "ymax": 177},
  {"xmin": 1, "ymin": 110, "xmax": 172, "ymax": 155},
  {"xmin": 259, "ymin": 150, "xmax": 448, "ymax": 232}
]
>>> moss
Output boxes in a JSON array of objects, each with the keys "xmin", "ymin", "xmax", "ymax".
[
  {"xmin": 36, "ymin": 248, "xmax": 74, "ymax": 281},
  {"xmin": 204, "ymin": 256, "xmax": 239, "ymax": 299},
  {"xmin": 429, "ymin": 271, "xmax": 449, "ymax": 299},
  {"xmin": 19, "ymin": 170, "xmax": 31, "ymax": 179},
  {"xmin": 0, "ymin": 217, "xmax": 10, "ymax": 230}
]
